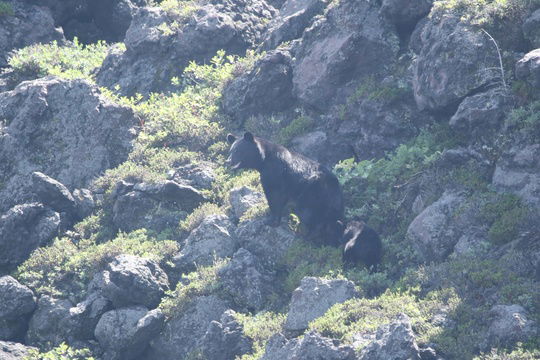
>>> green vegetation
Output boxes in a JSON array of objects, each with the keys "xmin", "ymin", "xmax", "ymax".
[
  {"xmin": 277, "ymin": 114, "xmax": 314, "ymax": 145},
  {"xmin": 0, "ymin": 1, "xmax": 13, "ymax": 16},
  {"xmin": 180, "ymin": 202, "xmax": 224, "ymax": 233},
  {"xmin": 15, "ymin": 229, "xmax": 178, "ymax": 300},
  {"xmin": 25, "ymin": 343, "xmax": 94, "ymax": 360},
  {"xmin": 474, "ymin": 345, "xmax": 540, "ymax": 360},
  {"xmin": 236, "ymin": 312, "xmax": 286, "ymax": 360},
  {"xmin": 349, "ymin": 76, "xmax": 409, "ymax": 104},
  {"xmin": 505, "ymin": 100, "xmax": 540, "ymax": 138},
  {"xmin": 8, "ymin": 39, "xmax": 110, "ymax": 82},
  {"xmin": 479, "ymin": 193, "xmax": 529, "ymax": 245}
]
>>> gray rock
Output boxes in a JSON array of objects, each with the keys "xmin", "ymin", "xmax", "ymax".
[
  {"xmin": 0, "ymin": 77, "xmax": 137, "ymax": 213},
  {"xmin": 0, "ymin": 276, "xmax": 36, "ymax": 341},
  {"xmin": 290, "ymin": 130, "xmax": 328, "ymax": 162},
  {"xmin": 173, "ymin": 214, "xmax": 238, "ymax": 273},
  {"xmin": 0, "ymin": 0, "xmax": 64, "ymax": 67},
  {"xmin": 261, "ymin": 331, "xmax": 356, "ymax": 360},
  {"xmin": 285, "ymin": 277, "xmax": 358, "ymax": 333},
  {"xmin": 449, "ymin": 89, "xmax": 513, "ymax": 138},
  {"xmin": 147, "ymin": 295, "xmax": 228, "ymax": 360},
  {"xmin": 72, "ymin": 188, "xmax": 95, "ymax": 219},
  {"xmin": 200, "ymin": 310, "xmax": 253, "ymax": 360},
  {"xmin": 26, "ymin": 295, "xmax": 73, "ymax": 348},
  {"xmin": 292, "ymin": 0, "xmax": 399, "ymax": 109},
  {"xmin": 407, "ymin": 191, "xmax": 466, "ymax": 262},
  {"xmin": 0, "ymin": 203, "xmax": 60, "ymax": 273},
  {"xmin": 89, "ymin": 254, "xmax": 169, "ymax": 309},
  {"xmin": 380, "ymin": 0, "xmax": 433, "ymax": 29},
  {"xmin": 453, "ymin": 231, "xmax": 489, "ymax": 256},
  {"xmin": 61, "ymin": 292, "xmax": 112, "ymax": 341},
  {"xmin": 359, "ymin": 313, "xmax": 422, "ymax": 360},
  {"xmin": 413, "ymin": 15, "xmax": 499, "ymax": 111},
  {"xmin": 492, "ymin": 144, "xmax": 540, "ymax": 208},
  {"xmin": 218, "ymin": 248, "xmax": 275, "ymax": 311},
  {"xmin": 95, "ymin": 307, "xmax": 165, "ymax": 360},
  {"xmin": 229, "ymin": 186, "xmax": 265, "ymax": 220},
  {"xmin": 516, "ymin": 49, "xmax": 540, "ymax": 90},
  {"xmin": 523, "ymin": 9, "xmax": 540, "ymax": 48},
  {"xmin": 97, "ymin": 1, "xmax": 276, "ymax": 96},
  {"xmin": 32, "ymin": 172, "xmax": 78, "ymax": 216},
  {"xmin": 169, "ymin": 162, "xmax": 216, "ymax": 190},
  {"xmin": 0, "ymin": 341, "xmax": 36, "ymax": 360},
  {"xmin": 222, "ymin": 49, "xmax": 294, "ymax": 119},
  {"xmin": 261, "ymin": 0, "xmax": 327, "ymax": 50},
  {"xmin": 133, "ymin": 181, "xmax": 205, "ymax": 209},
  {"xmin": 486, "ymin": 305, "xmax": 537, "ymax": 348}
]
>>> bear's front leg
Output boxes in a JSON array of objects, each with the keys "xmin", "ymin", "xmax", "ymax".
[{"xmin": 264, "ymin": 190, "xmax": 288, "ymax": 227}]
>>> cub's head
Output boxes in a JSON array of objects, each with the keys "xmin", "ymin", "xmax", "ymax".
[{"xmin": 226, "ymin": 132, "xmax": 264, "ymax": 170}]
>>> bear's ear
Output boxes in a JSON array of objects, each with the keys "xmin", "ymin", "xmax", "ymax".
[
  {"xmin": 336, "ymin": 220, "xmax": 346, "ymax": 235},
  {"xmin": 243, "ymin": 131, "xmax": 254, "ymax": 142},
  {"xmin": 227, "ymin": 134, "xmax": 237, "ymax": 144}
]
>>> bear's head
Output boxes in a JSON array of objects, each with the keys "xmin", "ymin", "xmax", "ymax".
[
  {"xmin": 339, "ymin": 220, "xmax": 364, "ymax": 246},
  {"xmin": 226, "ymin": 132, "xmax": 264, "ymax": 170}
]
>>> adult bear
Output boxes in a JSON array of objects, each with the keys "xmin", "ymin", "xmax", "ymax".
[
  {"xmin": 340, "ymin": 220, "xmax": 382, "ymax": 271},
  {"xmin": 226, "ymin": 131, "xmax": 344, "ymax": 244}
]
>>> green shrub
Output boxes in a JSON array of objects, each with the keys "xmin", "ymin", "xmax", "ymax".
[
  {"xmin": 474, "ymin": 345, "xmax": 540, "ymax": 360},
  {"xmin": 25, "ymin": 342, "xmax": 94, "ymax": 360},
  {"xmin": 277, "ymin": 114, "xmax": 314, "ymax": 145},
  {"xmin": 0, "ymin": 1, "xmax": 13, "ymax": 16},
  {"xmin": 180, "ymin": 202, "xmax": 224, "ymax": 233},
  {"xmin": 236, "ymin": 312, "xmax": 286, "ymax": 360},
  {"xmin": 15, "ymin": 229, "xmax": 178, "ymax": 300},
  {"xmin": 479, "ymin": 193, "xmax": 529, "ymax": 245},
  {"xmin": 505, "ymin": 101, "xmax": 540, "ymax": 138},
  {"xmin": 8, "ymin": 39, "xmax": 109, "ymax": 81}
]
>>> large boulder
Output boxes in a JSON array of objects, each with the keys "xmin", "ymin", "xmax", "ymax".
[
  {"xmin": 406, "ymin": 191, "xmax": 466, "ymax": 262},
  {"xmin": 284, "ymin": 277, "xmax": 358, "ymax": 333},
  {"xmin": 380, "ymin": 0, "xmax": 433, "ymax": 30},
  {"xmin": 291, "ymin": 0, "xmax": 399, "ymax": 109},
  {"xmin": 61, "ymin": 292, "xmax": 112, "ymax": 342},
  {"xmin": 492, "ymin": 144, "xmax": 540, "ymax": 208},
  {"xmin": 0, "ymin": 77, "xmax": 137, "ymax": 213},
  {"xmin": 515, "ymin": 49, "xmax": 540, "ymax": 90},
  {"xmin": 0, "ymin": 276, "xmax": 36, "ymax": 341},
  {"xmin": 26, "ymin": 296, "xmax": 73, "ymax": 348},
  {"xmin": 0, "ymin": 341, "xmax": 36, "ymax": 360},
  {"xmin": 97, "ymin": 1, "xmax": 276, "ymax": 96},
  {"xmin": 95, "ymin": 307, "xmax": 165, "ymax": 360},
  {"xmin": 261, "ymin": 331, "xmax": 356, "ymax": 360},
  {"xmin": 485, "ymin": 305, "xmax": 537, "ymax": 348},
  {"xmin": 523, "ymin": 9, "xmax": 540, "ymax": 48},
  {"xmin": 200, "ymin": 310, "xmax": 253, "ymax": 360},
  {"xmin": 228, "ymin": 186, "xmax": 265, "ymax": 220},
  {"xmin": 413, "ymin": 14, "xmax": 500, "ymax": 111},
  {"xmin": 218, "ymin": 248, "xmax": 275, "ymax": 311},
  {"xmin": 31, "ymin": 172, "xmax": 78, "ymax": 217},
  {"xmin": 147, "ymin": 295, "xmax": 229, "ymax": 360},
  {"xmin": 173, "ymin": 214, "xmax": 238, "ymax": 273},
  {"xmin": 0, "ymin": 0, "xmax": 64, "ymax": 67},
  {"xmin": 89, "ymin": 254, "xmax": 169, "ymax": 309},
  {"xmin": 0, "ymin": 203, "xmax": 60, "ymax": 273}
]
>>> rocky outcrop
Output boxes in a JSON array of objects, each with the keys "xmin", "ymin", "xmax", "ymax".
[
  {"xmin": 516, "ymin": 49, "xmax": 540, "ymax": 90},
  {"xmin": 26, "ymin": 296, "xmax": 72, "ymax": 348},
  {"xmin": 62, "ymin": 293, "xmax": 112, "ymax": 342},
  {"xmin": 200, "ymin": 310, "xmax": 253, "ymax": 360},
  {"xmin": 0, "ymin": 203, "xmax": 60, "ymax": 273},
  {"xmin": 284, "ymin": 277, "xmax": 357, "ymax": 333},
  {"xmin": 0, "ymin": 77, "xmax": 137, "ymax": 213},
  {"xmin": 89, "ymin": 254, "xmax": 169, "ymax": 309},
  {"xmin": 31, "ymin": 172, "xmax": 78, "ymax": 217},
  {"xmin": 380, "ymin": 0, "xmax": 433, "ymax": 30},
  {"xmin": 97, "ymin": 1, "xmax": 276, "ymax": 96},
  {"xmin": 0, "ymin": 0, "xmax": 64, "ymax": 67},
  {"xmin": 486, "ymin": 305, "xmax": 537, "ymax": 348},
  {"xmin": 0, "ymin": 276, "xmax": 36, "ymax": 341},
  {"xmin": 0, "ymin": 341, "xmax": 36, "ymax": 360},
  {"xmin": 523, "ymin": 9, "xmax": 540, "ymax": 48},
  {"xmin": 228, "ymin": 186, "xmax": 265, "ymax": 220}
]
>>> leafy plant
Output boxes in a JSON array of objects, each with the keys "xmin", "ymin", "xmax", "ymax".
[
  {"xmin": 236, "ymin": 312, "xmax": 286, "ymax": 360},
  {"xmin": 25, "ymin": 343, "xmax": 94, "ymax": 360},
  {"xmin": 0, "ymin": 1, "xmax": 13, "ymax": 16},
  {"xmin": 277, "ymin": 114, "xmax": 314, "ymax": 145}
]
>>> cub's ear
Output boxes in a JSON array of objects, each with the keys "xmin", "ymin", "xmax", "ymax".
[
  {"xmin": 243, "ymin": 131, "xmax": 254, "ymax": 142},
  {"xmin": 227, "ymin": 134, "xmax": 237, "ymax": 144}
]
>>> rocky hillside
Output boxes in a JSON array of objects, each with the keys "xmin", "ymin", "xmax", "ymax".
[{"xmin": 0, "ymin": 0, "xmax": 539, "ymax": 359}]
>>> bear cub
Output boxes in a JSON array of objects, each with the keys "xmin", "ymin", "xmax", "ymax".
[
  {"xmin": 340, "ymin": 220, "xmax": 382, "ymax": 271},
  {"xmin": 227, "ymin": 132, "xmax": 344, "ymax": 244}
]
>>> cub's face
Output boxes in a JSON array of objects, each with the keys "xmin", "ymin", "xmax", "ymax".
[{"xmin": 226, "ymin": 132, "xmax": 262, "ymax": 170}]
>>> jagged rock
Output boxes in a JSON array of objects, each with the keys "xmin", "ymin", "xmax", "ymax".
[
  {"xmin": 222, "ymin": 49, "xmax": 294, "ymax": 119},
  {"xmin": 284, "ymin": 277, "xmax": 358, "ymax": 333},
  {"xmin": 516, "ymin": 49, "xmax": 540, "ymax": 89},
  {"xmin": 0, "ymin": 341, "xmax": 36, "ymax": 360},
  {"xmin": 200, "ymin": 310, "xmax": 253, "ymax": 360},
  {"xmin": 359, "ymin": 314, "xmax": 422, "ymax": 360},
  {"xmin": 0, "ymin": 203, "xmax": 60, "ymax": 273},
  {"xmin": 380, "ymin": 0, "xmax": 433, "ymax": 30},
  {"xmin": 229, "ymin": 187, "xmax": 265, "ymax": 220},
  {"xmin": 95, "ymin": 307, "xmax": 165, "ymax": 360},
  {"xmin": 61, "ymin": 292, "xmax": 112, "ymax": 341},
  {"xmin": 261, "ymin": 0, "xmax": 327, "ymax": 50},
  {"xmin": 218, "ymin": 248, "xmax": 275, "ymax": 311},
  {"xmin": 486, "ymin": 305, "xmax": 537, "ymax": 348},
  {"xmin": 449, "ymin": 89, "xmax": 513, "ymax": 138},
  {"xmin": 413, "ymin": 14, "xmax": 499, "ymax": 111},
  {"xmin": 169, "ymin": 162, "xmax": 216, "ymax": 190},
  {"xmin": 97, "ymin": 1, "xmax": 276, "ymax": 96},
  {"xmin": 89, "ymin": 254, "xmax": 169, "ymax": 309},
  {"xmin": 31, "ymin": 172, "xmax": 78, "ymax": 216},
  {"xmin": 261, "ymin": 331, "xmax": 356, "ymax": 360},
  {"xmin": 493, "ymin": 143, "xmax": 540, "ymax": 208},
  {"xmin": 407, "ymin": 191, "xmax": 466, "ymax": 262},
  {"xmin": 0, "ymin": 276, "xmax": 36, "ymax": 341},
  {"xmin": 0, "ymin": 77, "xmax": 137, "ymax": 213},
  {"xmin": 0, "ymin": 0, "xmax": 64, "ymax": 67},
  {"xmin": 133, "ymin": 181, "xmax": 205, "ymax": 207},
  {"xmin": 453, "ymin": 231, "xmax": 489, "ymax": 256},
  {"xmin": 147, "ymin": 295, "xmax": 229, "ymax": 360},
  {"xmin": 290, "ymin": 130, "xmax": 328, "ymax": 162},
  {"xmin": 26, "ymin": 296, "xmax": 73, "ymax": 348},
  {"xmin": 523, "ymin": 9, "xmax": 540, "ymax": 48},
  {"xmin": 173, "ymin": 214, "xmax": 238, "ymax": 273},
  {"xmin": 237, "ymin": 217, "xmax": 298, "ymax": 267},
  {"xmin": 292, "ymin": 0, "xmax": 399, "ymax": 109},
  {"xmin": 72, "ymin": 188, "xmax": 95, "ymax": 219}
]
